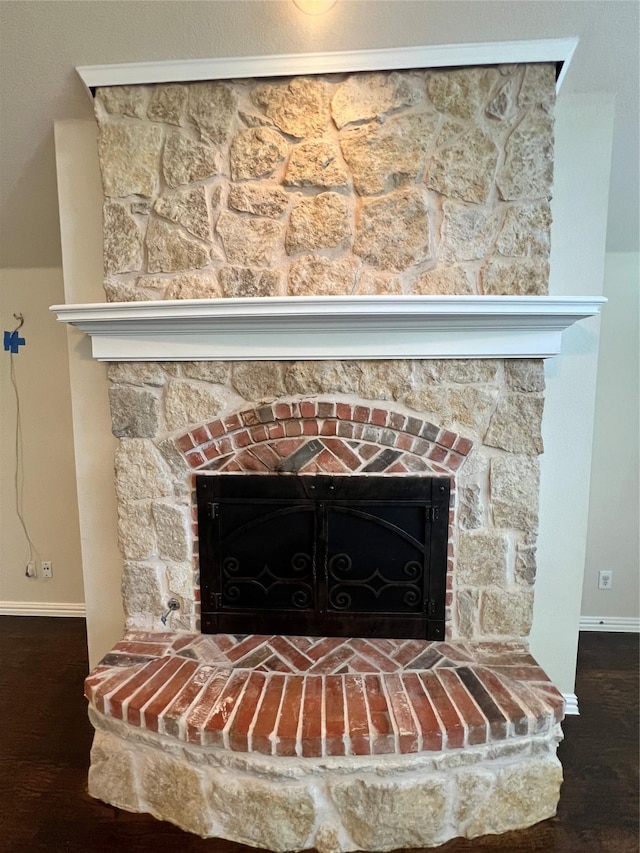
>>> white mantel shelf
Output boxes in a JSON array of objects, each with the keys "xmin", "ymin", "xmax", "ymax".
[{"xmin": 51, "ymin": 295, "xmax": 605, "ymax": 362}]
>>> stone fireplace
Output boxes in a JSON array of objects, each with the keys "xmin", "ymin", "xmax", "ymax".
[{"xmin": 51, "ymin": 51, "xmax": 604, "ymax": 851}]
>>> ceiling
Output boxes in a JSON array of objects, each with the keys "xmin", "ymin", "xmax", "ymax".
[{"xmin": 0, "ymin": 0, "xmax": 638, "ymax": 269}]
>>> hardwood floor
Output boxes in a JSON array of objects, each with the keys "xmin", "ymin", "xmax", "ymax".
[{"xmin": 1, "ymin": 618, "xmax": 637, "ymax": 853}]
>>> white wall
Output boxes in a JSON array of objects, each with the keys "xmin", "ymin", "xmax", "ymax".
[{"xmin": 581, "ymin": 251, "xmax": 639, "ymax": 623}]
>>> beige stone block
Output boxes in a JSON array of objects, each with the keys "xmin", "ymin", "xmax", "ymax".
[
  {"xmin": 485, "ymin": 394, "xmax": 544, "ymax": 454},
  {"xmin": 231, "ymin": 362, "xmax": 286, "ymax": 402},
  {"xmin": 486, "ymin": 80, "xmax": 517, "ymax": 121},
  {"xmin": 165, "ymin": 380, "xmax": 224, "ymax": 431},
  {"xmin": 162, "ymin": 273, "xmax": 222, "ymax": 300},
  {"xmin": 152, "ymin": 503, "xmax": 190, "ymax": 562},
  {"xmin": 331, "ymin": 71, "xmax": 424, "ymax": 129},
  {"xmin": 286, "ymin": 192, "xmax": 351, "ymax": 254},
  {"xmin": 188, "ymin": 81, "xmax": 236, "ymax": 146},
  {"xmin": 405, "ymin": 386, "xmax": 498, "ymax": 435},
  {"xmin": 515, "ymin": 543, "xmax": 537, "ymax": 586},
  {"xmin": 427, "ymin": 128, "xmax": 499, "ymax": 204},
  {"xmin": 412, "ymin": 265, "xmax": 475, "ymax": 295},
  {"xmin": 108, "ymin": 362, "xmax": 165, "ymax": 387},
  {"xmin": 238, "ymin": 110, "xmax": 275, "ymax": 128},
  {"xmin": 166, "ymin": 562, "xmax": 194, "ymax": 600},
  {"xmin": 480, "ymin": 588, "xmax": 534, "ymax": 637},
  {"xmin": 458, "ymin": 484, "xmax": 483, "ymax": 530},
  {"xmin": 458, "ymin": 531, "xmax": 509, "ymax": 585},
  {"xmin": 252, "ymin": 78, "xmax": 329, "ymax": 138},
  {"xmin": 340, "ymin": 112, "xmax": 438, "ymax": 196},
  {"xmin": 230, "ymin": 127, "xmax": 288, "ymax": 180},
  {"xmin": 359, "ymin": 361, "xmax": 413, "ymax": 401},
  {"xmin": 441, "ymin": 201, "xmax": 501, "ymax": 262},
  {"xmin": 95, "ymin": 86, "xmax": 147, "ymax": 119},
  {"xmin": 435, "ymin": 117, "xmax": 467, "ymax": 148},
  {"xmin": 284, "ymin": 361, "xmax": 360, "ymax": 396},
  {"xmin": 288, "ymin": 255, "xmax": 359, "ymax": 296},
  {"xmin": 117, "ymin": 501, "xmax": 155, "ymax": 560},
  {"xmin": 147, "ymin": 84, "xmax": 187, "ymax": 125},
  {"xmin": 182, "ymin": 362, "xmax": 229, "ymax": 383},
  {"xmin": 331, "ymin": 777, "xmax": 448, "ymax": 849},
  {"xmin": 219, "ymin": 266, "xmax": 281, "ymax": 298},
  {"xmin": 163, "ymin": 132, "xmax": 218, "ymax": 188},
  {"xmin": 498, "ymin": 110, "xmax": 554, "ymax": 201},
  {"xmin": 121, "ymin": 561, "xmax": 165, "ymax": 618},
  {"xmin": 103, "ymin": 202, "xmax": 143, "ymax": 274},
  {"xmin": 157, "ymin": 438, "xmax": 191, "ymax": 479},
  {"xmin": 216, "ymin": 211, "xmax": 283, "ymax": 266},
  {"xmin": 146, "ymin": 220, "xmax": 210, "ymax": 273},
  {"xmin": 154, "ymin": 186, "xmax": 211, "ymax": 241},
  {"xmin": 354, "ymin": 188, "xmax": 431, "ymax": 271},
  {"xmin": 490, "ymin": 455, "xmax": 540, "ymax": 531},
  {"xmin": 518, "ymin": 63, "xmax": 557, "ymax": 112},
  {"xmin": 115, "ymin": 439, "xmax": 172, "ymax": 501},
  {"xmin": 98, "ymin": 121, "xmax": 162, "ymax": 198},
  {"xmin": 496, "ymin": 201, "xmax": 552, "ymax": 257},
  {"xmin": 141, "ymin": 753, "xmax": 210, "ymax": 836},
  {"xmin": 88, "ymin": 732, "xmax": 141, "ymax": 811},
  {"xmin": 210, "ymin": 777, "xmax": 315, "ymax": 851},
  {"xmin": 456, "ymin": 587, "xmax": 480, "ymax": 639},
  {"xmin": 109, "ymin": 385, "xmax": 160, "ymax": 439},
  {"xmin": 228, "ymin": 184, "xmax": 290, "ymax": 218},
  {"xmin": 505, "ymin": 359, "xmax": 546, "ymax": 393},
  {"xmin": 414, "ymin": 359, "xmax": 500, "ymax": 384},
  {"xmin": 481, "ymin": 258, "xmax": 549, "ymax": 296},
  {"xmin": 427, "ymin": 67, "xmax": 499, "ymax": 120},
  {"xmin": 357, "ymin": 269, "xmax": 401, "ymax": 295},
  {"xmin": 104, "ymin": 280, "xmax": 156, "ymax": 302},
  {"xmin": 284, "ymin": 139, "xmax": 349, "ymax": 189}
]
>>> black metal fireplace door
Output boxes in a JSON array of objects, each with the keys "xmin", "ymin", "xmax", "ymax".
[{"xmin": 196, "ymin": 474, "xmax": 450, "ymax": 640}]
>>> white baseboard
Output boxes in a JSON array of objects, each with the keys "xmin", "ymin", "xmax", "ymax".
[
  {"xmin": 579, "ymin": 616, "xmax": 640, "ymax": 633},
  {"xmin": 0, "ymin": 601, "xmax": 86, "ymax": 618},
  {"xmin": 562, "ymin": 693, "xmax": 579, "ymax": 716}
]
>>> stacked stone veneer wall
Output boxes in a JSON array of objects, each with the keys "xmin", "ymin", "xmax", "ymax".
[{"xmin": 94, "ymin": 64, "xmax": 555, "ymax": 641}]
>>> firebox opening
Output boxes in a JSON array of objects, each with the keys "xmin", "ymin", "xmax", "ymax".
[{"xmin": 196, "ymin": 474, "xmax": 450, "ymax": 640}]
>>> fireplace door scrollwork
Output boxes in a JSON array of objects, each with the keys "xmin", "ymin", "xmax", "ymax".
[{"xmin": 197, "ymin": 475, "xmax": 450, "ymax": 640}]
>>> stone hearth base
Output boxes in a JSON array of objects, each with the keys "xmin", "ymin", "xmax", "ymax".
[{"xmin": 85, "ymin": 634, "xmax": 564, "ymax": 852}]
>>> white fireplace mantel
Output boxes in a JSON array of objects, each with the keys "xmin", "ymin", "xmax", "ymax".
[{"xmin": 50, "ymin": 295, "xmax": 605, "ymax": 362}]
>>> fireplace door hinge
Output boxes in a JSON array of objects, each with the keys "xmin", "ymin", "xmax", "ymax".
[
  {"xmin": 427, "ymin": 506, "xmax": 439, "ymax": 522},
  {"xmin": 208, "ymin": 502, "xmax": 220, "ymax": 520},
  {"xmin": 425, "ymin": 600, "xmax": 437, "ymax": 616}
]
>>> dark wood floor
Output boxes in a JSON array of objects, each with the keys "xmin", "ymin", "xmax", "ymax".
[{"xmin": 1, "ymin": 618, "xmax": 637, "ymax": 853}]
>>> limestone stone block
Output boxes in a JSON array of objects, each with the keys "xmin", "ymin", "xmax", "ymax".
[
  {"xmin": 435, "ymin": 117, "xmax": 467, "ymax": 148},
  {"xmin": 239, "ymin": 110, "xmax": 275, "ymax": 128},
  {"xmin": 457, "ymin": 531, "xmax": 509, "ymax": 586},
  {"xmin": 157, "ymin": 438, "xmax": 191, "ymax": 479},
  {"xmin": 496, "ymin": 201, "xmax": 552, "ymax": 257},
  {"xmin": 359, "ymin": 361, "xmax": 413, "ymax": 401},
  {"xmin": 518, "ymin": 63, "xmax": 557, "ymax": 112},
  {"xmin": 456, "ymin": 588, "xmax": 480, "ymax": 639},
  {"xmin": 486, "ymin": 81, "xmax": 516, "ymax": 121},
  {"xmin": 165, "ymin": 380, "xmax": 224, "ymax": 431},
  {"xmin": 357, "ymin": 269, "xmax": 401, "ymax": 295},
  {"xmin": 331, "ymin": 777, "xmax": 447, "ymax": 850},
  {"xmin": 228, "ymin": 184, "xmax": 290, "ymax": 218},
  {"xmin": 231, "ymin": 362, "xmax": 286, "ymax": 402},
  {"xmin": 405, "ymin": 386, "xmax": 498, "ymax": 435},
  {"xmin": 427, "ymin": 67, "xmax": 499, "ymax": 120},
  {"xmin": 121, "ymin": 561, "xmax": 165, "ymax": 618},
  {"xmin": 480, "ymin": 588, "xmax": 535, "ymax": 637},
  {"xmin": 414, "ymin": 359, "xmax": 499, "ymax": 384},
  {"xmin": 163, "ymin": 273, "xmax": 223, "ymax": 299},
  {"xmin": 286, "ymin": 192, "xmax": 351, "ymax": 254},
  {"xmin": 108, "ymin": 362, "xmax": 165, "ymax": 387},
  {"xmin": 288, "ymin": 255, "xmax": 359, "ymax": 296},
  {"xmin": 427, "ymin": 128, "xmax": 498, "ymax": 204},
  {"xmin": 95, "ymin": 86, "xmax": 147, "ymax": 118},
  {"xmin": 440, "ymin": 201, "xmax": 501, "ymax": 262},
  {"xmin": 490, "ymin": 455, "xmax": 540, "ymax": 531},
  {"xmin": 216, "ymin": 211, "xmax": 283, "ymax": 267},
  {"xmin": 103, "ymin": 202, "xmax": 143, "ymax": 274},
  {"xmin": 152, "ymin": 503, "xmax": 190, "ymax": 562},
  {"xmin": 498, "ymin": 111, "xmax": 554, "ymax": 201},
  {"xmin": 331, "ymin": 71, "xmax": 424, "ymax": 129},
  {"xmin": 210, "ymin": 777, "xmax": 315, "ymax": 852},
  {"xmin": 458, "ymin": 484, "xmax": 483, "ymax": 530},
  {"xmin": 117, "ymin": 501, "xmax": 155, "ymax": 560},
  {"xmin": 505, "ymin": 359, "xmax": 546, "ymax": 393},
  {"xmin": 230, "ymin": 127, "xmax": 288, "ymax": 180},
  {"xmin": 515, "ymin": 544, "xmax": 537, "ymax": 586},
  {"xmin": 340, "ymin": 113, "xmax": 438, "ymax": 195},
  {"xmin": 219, "ymin": 266, "xmax": 281, "ymax": 298},
  {"xmin": 147, "ymin": 84, "xmax": 187, "ymax": 125},
  {"xmin": 115, "ymin": 439, "xmax": 172, "ymax": 501},
  {"xmin": 412, "ymin": 265, "xmax": 475, "ymax": 295},
  {"xmin": 88, "ymin": 732, "xmax": 141, "ymax": 811},
  {"xmin": 182, "ymin": 362, "xmax": 229, "ymax": 383},
  {"xmin": 481, "ymin": 258, "xmax": 549, "ymax": 295},
  {"xmin": 141, "ymin": 753, "xmax": 210, "ymax": 836},
  {"xmin": 104, "ymin": 280, "xmax": 155, "ymax": 302},
  {"xmin": 485, "ymin": 394, "xmax": 544, "ymax": 454},
  {"xmin": 98, "ymin": 121, "xmax": 162, "ymax": 198},
  {"xmin": 354, "ymin": 188, "xmax": 431, "ymax": 271},
  {"xmin": 188, "ymin": 81, "xmax": 236, "ymax": 145},
  {"xmin": 163, "ymin": 132, "xmax": 218, "ymax": 188},
  {"xmin": 109, "ymin": 385, "xmax": 160, "ymax": 439},
  {"xmin": 154, "ymin": 186, "xmax": 211, "ymax": 241},
  {"xmin": 251, "ymin": 78, "xmax": 329, "ymax": 138},
  {"xmin": 284, "ymin": 139, "xmax": 349, "ymax": 189},
  {"xmin": 146, "ymin": 220, "xmax": 210, "ymax": 273},
  {"xmin": 284, "ymin": 361, "xmax": 360, "ymax": 396}
]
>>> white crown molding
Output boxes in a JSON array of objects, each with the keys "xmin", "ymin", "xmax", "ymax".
[
  {"xmin": 0, "ymin": 601, "xmax": 86, "ymax": 618},
  {"xmin": 563, "ymin": 693, "xmax": 579, "ymax": 716},
  {"xmin": 579, "ymin": 616, "xmax": 640, "ymax": 633},
  {"xmin": 50, "ymin": 295, "xmax": 605, "ymax": 362},
  {"xmin": 76, "ymin": 37, "xmax": 578, "ymax": 97}
]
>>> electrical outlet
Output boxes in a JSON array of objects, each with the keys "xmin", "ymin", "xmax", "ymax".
[
  {"xmin": 41, "ymin": 561, "xmax": 53, "ymax": 579},
  {"xmin": 26, "ymin": 561, "xmax": 36, "ymax": 578},
  {"xmin": 598, "ymin": 570, "xmax": 612, "ymax": 590}
]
